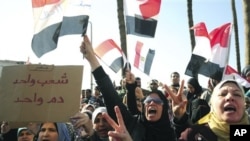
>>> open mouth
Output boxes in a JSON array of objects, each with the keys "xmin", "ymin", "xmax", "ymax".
[
  {"xmin": 148, "ymin": 107, "xmax": 157, "ymax": 115},
  {"xmin": 97, "ymin": 128, "xmax": 109, "ymax": 134},
  {"xmin": 224, "ymin": 105, "xmax": 236, "ymax": 112}
]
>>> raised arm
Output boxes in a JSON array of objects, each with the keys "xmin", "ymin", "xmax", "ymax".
[
  {"xmin": 163, "ymin": 80, "xmax": 190, "ymax": 138},
  {"xmin": 125, "ymin": 70, "xmax": 141, "ymax": 115},
  {"xmin": 80, "ymin": 35, "xmax": 133, "ymax": 127},
  {"xmin": 80, "ymin": 35, "xmax": 100, "ymax": 71}
]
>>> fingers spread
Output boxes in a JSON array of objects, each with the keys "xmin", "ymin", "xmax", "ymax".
[
  {"xmin": 102, "ymin": 112, "xmax": 119, "ymax": 130},
  {"xmin": 114, "ymin": 106, "xmax": 125, "ymax": 129}
]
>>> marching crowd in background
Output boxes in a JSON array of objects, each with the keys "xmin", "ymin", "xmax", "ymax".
[{"xmin": 1, "ymin": 35, "xmax": 250, "ymax": 141}]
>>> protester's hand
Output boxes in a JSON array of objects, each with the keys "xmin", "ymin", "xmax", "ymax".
[
  {"xmin": 70, "ymin": 111, "xmax": 94, "ymax": 136},
  {"xmin": 71, "ymin": 112, "xmax": 91, "ymax": 129},
  {"xmin": 164, "ymin": 80, "xmax": 187, "ymax": 119},
  {"xmin": 103, "ymin": 106, "xmax": 133, "ymax": 141},
  {"xmin": 135, "ymin": 87, "xmax": 144, "ymax": 99},
  {"xmin": 80, "ymin": 35, "xmax": 100, "ymax": 70},
  {"xmin": 125, "ymin": 70, "xmax": 135, "ymax": 84},
  {"xmin": 80, "ymin": 35, "xmax": 94, "ymax": 60}
]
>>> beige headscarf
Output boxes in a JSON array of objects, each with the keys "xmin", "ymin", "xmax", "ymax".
[{"xmin": 198, "ymin": 79, "xmax": 250, "ymax": 141}]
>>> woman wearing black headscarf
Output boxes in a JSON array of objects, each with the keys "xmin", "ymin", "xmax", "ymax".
[
  {"xmin": 186, "ymin": 78, "xmax": 209, "ymax": 124},
  {"xmin": 80, "ymin": 35, "xmax": 176, "ymax": 141},
  {"xmin": 186, "ymin": 78, "xmax": 203, "ymax": 101},
  {"xmin": 126, "ymin": 78, "xmax": 176, "ymax": 141}
]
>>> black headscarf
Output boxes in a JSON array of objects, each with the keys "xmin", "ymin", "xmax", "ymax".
[
  {"xmin": 186, "ymin": 78, "xmax": 205, "ymax": 124},
  {"xmin": 187, "ymin": 77, "xmax": 203, "ymax": 99},
  {"xmin": 141, "ymin": 90, "xmax": 176, "ymax": 141}
]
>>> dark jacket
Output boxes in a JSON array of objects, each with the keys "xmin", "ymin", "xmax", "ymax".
[
  {"xmin": 0, "ymin": 128, "xmax": 18, "ymax": 141},
  {"xmin": 173, "ymin": 113, "xmax": 217, "ymax": 141},
  {"xmin": 186, "ymin": 78, "xmax": 208, "ymax": 123},
  {"xmin": 81, "ymin": 131, "xmax": 108, "ymax": 141},
  {"xmin": 178, "ymin": 124, "xmax": 217, "ymax": 141},
  {"xmin": 92, "ymin": 66, "xmax": 176, "ymax": 141}
]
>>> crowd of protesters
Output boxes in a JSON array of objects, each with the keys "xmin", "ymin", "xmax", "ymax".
[{"xmin": 1, "ymin": 35, "xmax": 250, "ymax": 141}]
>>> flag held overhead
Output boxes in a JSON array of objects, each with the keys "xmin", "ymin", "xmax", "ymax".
[
  {"xmin": 134, "ymin": 41, "xmax": 155, "ymax": 75},
  {"xmin": 124, "ymin": 0, "xmax": 161, "ymax": 38},
  {"xmin": 31, "ymin": 0, "xmax": 91, "ymax": 58},
  {"xmin": 94, "ymin": 39, "xmax": 127, "ymax": 73}
]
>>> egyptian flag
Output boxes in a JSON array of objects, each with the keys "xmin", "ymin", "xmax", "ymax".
[
  {"xmin": 185, "ymin": 22, "xmax": 232, "ymax": 81},
  {"xmin": 134, "ymin": 41, "xmax": 155, "ymax": 75},
  {"xmin": 124, "ymin": 0, "xmax": 161, "ymax": 38},
  {"xmin": 223, "ymin": 65, "xmax": 250, "ymax": 89},
  {"xmin": 199, "ymin": 23, "xmax": 232, "ymax": 80},
  {"xmin": 185, "ymin": 22, "xmax": 211, "ymax": 77},
  {"xmin": 32, "ymin": 0, "xmax": 90, "ymax": 58},
  {"xmin": 94, "ymin": 39, "xmax": 127, "ymax": 73}
]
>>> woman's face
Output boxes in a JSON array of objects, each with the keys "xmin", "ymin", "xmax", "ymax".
[
  {"xmin": 38, "ymin": 122, "xmax": 58, "ymax": 141},
  {"xmin": 144, "ymin": 93, "xmax": 163, "ymax": 121},
  {"xmin": 187, "ymin": 84, "xmax": 195, "ymax": 94},
  {"xmin": 211, "ymin": 82, "xmax": 245, "ymax": 123},
  {"xmin": 18, "ymin": 129, "xmax": 34, "ymax": 141},
  {"xmin": 93, "ymin": 113, "xmax": 113, "ymax": 138}
]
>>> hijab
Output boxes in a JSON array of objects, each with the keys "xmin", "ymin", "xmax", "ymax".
[
  {"xmin": 187, "ymin": 78, "xmax": 203, "ymax": 96},
  {"xmin": 141, "ymin": 90, "xmax": 176, "ymax": 141},
  {"xmin": 198, "ymin": 112, "xmax": 249, "ymax": 141},
  {"xmin": 92, "ymin": 107, "xmax": 107, "ymax": 123},
  {"xmin": 37, "ymin": 122, "xmax": 71, "ymax": 141},
  {"xmin": 198, "ymin": 80, "xmax": 250, "ymax": 141}
]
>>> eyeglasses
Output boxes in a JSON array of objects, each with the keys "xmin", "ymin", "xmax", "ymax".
[{"xmin": 143, "ymin": 97, "xmax": 163, "ymax": 105}]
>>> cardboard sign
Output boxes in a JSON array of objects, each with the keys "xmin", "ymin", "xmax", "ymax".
[{"xmin": 0, "ymin": 64, "xmax": 83, "ymax": 123}]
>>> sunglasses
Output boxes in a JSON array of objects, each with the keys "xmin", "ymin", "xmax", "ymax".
[{"xmin": 143, "ymin": 97, "xmax": 163, "ymax": 105}]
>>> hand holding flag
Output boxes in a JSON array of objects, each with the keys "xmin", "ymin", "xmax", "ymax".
[
  {"xmin": 80, "ymin": 35, "xmax": 100, "ymax": 71},
  {"xmin": 32, "ymin": 0, "xmax": 91, "ymax": 58}
]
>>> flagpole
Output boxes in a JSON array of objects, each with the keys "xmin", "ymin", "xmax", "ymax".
[{"xmin": 88, "ymin": 21, "xmax": 94, "ymax": 91}]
